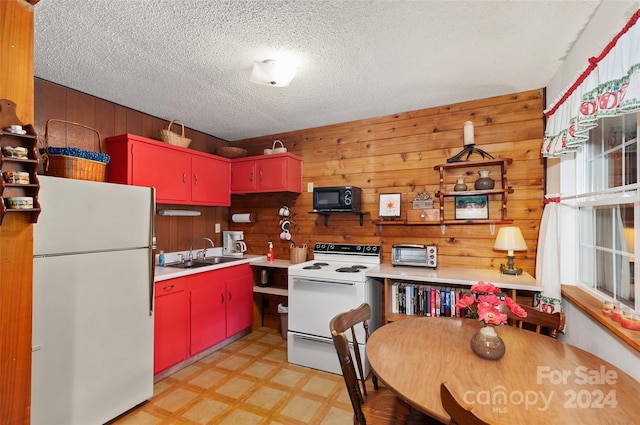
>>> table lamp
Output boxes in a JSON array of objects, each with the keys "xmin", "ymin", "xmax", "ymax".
[{"xmin": 494, "ymin": 226, "xmax": 528, "ymax": 275}]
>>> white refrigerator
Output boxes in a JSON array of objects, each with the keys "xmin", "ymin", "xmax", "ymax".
[{"xmin": 32, "ymin": 176, "xmax": 155, "ymax": 425}]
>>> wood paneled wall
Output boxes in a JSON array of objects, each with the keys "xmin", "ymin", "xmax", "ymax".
[
  {"xmin": 34, "ymin": 78, "xmax": 232, "ymax": 251},
  {"xmin": 231, "ymin": 89, "xmax": 546, "ymax": 277},
  {"xmin": 1, "ymin": 1, "xmax": 35, "ymax": 423}
]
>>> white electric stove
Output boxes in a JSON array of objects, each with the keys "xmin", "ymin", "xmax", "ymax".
[{"xmin": 287, "ymin": 243, "xmax": 382, "ymax": 375}]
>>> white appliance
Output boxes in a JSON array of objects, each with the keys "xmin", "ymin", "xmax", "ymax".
[
  {"xmin": 223, "ymin": 230, "xmax": 247, "ymax": 257},
  {"xmin": 287, "ymin": 243, "xmax": 381, "ymax": 375},
  {"xmin": 32, "ymin": 176, "xmax": 155, "ymax": 425}
]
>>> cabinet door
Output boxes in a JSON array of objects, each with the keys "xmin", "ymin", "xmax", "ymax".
[
  {"xmin": 188, "ymin": 272, "xmax": 226, "ymax": 355},
  {"xmin": 225, "ymin": 265, "xmax": 254, "ymax": 336},
  {"xmin": 154, "ymin": 278, "xmax": 188, "ymax": 375},
  {"xmin": 256, "ymin": 157, "xmax": 288, "ymax": 191},
  {"xmin": 191, "ymin": 156, "xmax": 230, "ymax": 206},
  {"xmin": 131, "ymin": 142, "xmax": 190, "ymax": 203},
  {"xmin": 230, "ymin": 161, "xmax": 257, "ymax": 193}
]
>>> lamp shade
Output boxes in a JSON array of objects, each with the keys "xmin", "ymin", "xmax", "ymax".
[
  {"xmin": 250, "ymin": 59, "xmax": 297, "ymax": 87},
  {"xmin": 494, "ymin": 226, "xmax": 528, "ymax": 251}
]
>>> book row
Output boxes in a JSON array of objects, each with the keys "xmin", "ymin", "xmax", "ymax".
[{"xmin": 391, "ymin": 282, "xmax": 470, "ymax": 317}]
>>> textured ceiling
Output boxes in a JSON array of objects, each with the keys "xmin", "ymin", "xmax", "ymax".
[{"xmin": 34, "ymin": 1, "xmax": 603, "ymax": 142}]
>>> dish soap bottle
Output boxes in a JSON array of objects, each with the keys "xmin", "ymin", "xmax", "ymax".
[
  {"xmin": 158, "ymin": 250, "xmax": 165, "ymax": 266},
  {"xmin": 267, "ymin": 241, "xmax": 274, "ymax": 263}
]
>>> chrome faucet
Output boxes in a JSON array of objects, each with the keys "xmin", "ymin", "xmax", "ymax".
[{"xmin": 188, "ymin": 237, "xmax": 215, "ymax": 261}]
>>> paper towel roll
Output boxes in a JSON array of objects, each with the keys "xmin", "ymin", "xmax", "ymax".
[{"xmin": 232, "ymin": 213, "xmax": 253, "ymax": 223}]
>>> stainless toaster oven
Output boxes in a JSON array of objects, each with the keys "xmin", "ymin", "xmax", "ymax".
[{"xmin": 391, "ymin": 244, "xmax": 437, "ymax": 268}]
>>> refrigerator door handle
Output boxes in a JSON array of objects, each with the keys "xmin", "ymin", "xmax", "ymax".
[{"xmin": 149, "ymin": 187, "xmax": 157, "ymax": 316}]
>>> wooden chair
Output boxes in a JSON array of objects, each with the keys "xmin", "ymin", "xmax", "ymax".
[
  {"xmin": 331, "ymin": 304, "xmax": 435, "ymax": 425},
  {"xmin": 329, "ymin": 303, "xmax": 378, "ymax": 425},
  {"xmin": 507, "ymin": 304, "xmax": 565, "ymax": 338},
  {"xmin": 440, "ymin": 381, "xmax": 491, "ymax": 425}
]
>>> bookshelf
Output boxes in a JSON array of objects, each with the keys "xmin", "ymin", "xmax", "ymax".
[{"xmin": 366, "ymin": 264, "xmax": 542, "ymax": 323}]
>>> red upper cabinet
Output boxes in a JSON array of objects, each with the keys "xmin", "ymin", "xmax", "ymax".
[
  {"xmin": 230, "ymin": 153, "xmax": 302, "ymax": 194},
  {"xmin": 105, "ymin": 134, "xmax": 231, "ymax": 206}
]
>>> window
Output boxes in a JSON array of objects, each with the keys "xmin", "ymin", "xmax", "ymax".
[{"xmin": 577, "ymin": 113, "xmax": 639, "ymax": 310}]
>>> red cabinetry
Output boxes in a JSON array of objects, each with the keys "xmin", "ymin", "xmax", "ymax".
[
  {"xmin": 154, "ymin": 278, "xmax": 188, "ymax": 375},
  {"xmin": 222, "ymin": 265, "xmax": 254, "ymax": 336},
  {"xmin": 154, "ymin": 264, "xmax": 254, "ymax": 375},
  {"xmin": 231, "ymin": 153, "xmax": 302, "ymax": 194},
  {"xmin": 105, "ymin": 134, "xmax": 231, "ymax": 206},
  {"xmin": 188, "ymin": 272, "xmax": 226, "ymax": 354}
]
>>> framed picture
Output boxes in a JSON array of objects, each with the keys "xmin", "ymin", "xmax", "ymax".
[
  {"xmin": 455, "ymin": 195, "xmax": 489, "ymax": 220},
  {"xmin": 379, "ymin": 193, "xmax": 401, "ymax": 219}
]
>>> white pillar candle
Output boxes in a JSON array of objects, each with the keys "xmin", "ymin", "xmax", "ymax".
[{"xmin": 463, "ymin": 121, "xmax": 475, "ymax": 146}]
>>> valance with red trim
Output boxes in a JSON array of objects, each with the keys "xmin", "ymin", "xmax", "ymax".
[{"xmin": 543, "ymin": 9, "xmax": 640, "ymax": 157}]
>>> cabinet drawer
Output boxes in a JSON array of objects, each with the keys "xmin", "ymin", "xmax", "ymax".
[
  {"xmin": 155, "ymin": 279, "xmax": 186, "ymax": 296},
  {"xmin": 407, "ymin": 208, "xmax": 440, "ymax": 223}
]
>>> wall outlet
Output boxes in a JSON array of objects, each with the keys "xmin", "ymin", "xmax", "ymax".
[
  {"xmin": 215, "ymin": 223, "xmax": 221, "ymax": 233},
  {"xmin": 307, "ymin": 182, "xmax": 314, "ymax": 192}
]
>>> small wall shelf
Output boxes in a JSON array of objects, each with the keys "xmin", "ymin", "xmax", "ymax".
[
  {"xmin": 0, "ymin": 125, "xmax": 41, "ymax": 224},
  {"xmin": 309, "ymin": 210, "xmax": 370, "ymax": 226}
]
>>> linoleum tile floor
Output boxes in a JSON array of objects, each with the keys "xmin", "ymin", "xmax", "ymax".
[{"xmin": 109, "ymin": 327, "xmax": 438, "ymax": 425}]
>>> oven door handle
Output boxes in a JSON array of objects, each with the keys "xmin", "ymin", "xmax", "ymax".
[
  {"xmin": 291, "ymin": 278, "xmax": 356, "ymax": 286},
  {"xmin": 294, "ymin": 332, "xmax": 356, "ymax": 348},
  {"xmin": 294, "ymin": 333, "xmax": 332, "ymax": 343}
]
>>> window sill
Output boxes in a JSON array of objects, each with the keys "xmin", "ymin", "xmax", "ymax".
[{"xmin": 561, "ymin": 285, "xmax": 640, "ymax": 353}]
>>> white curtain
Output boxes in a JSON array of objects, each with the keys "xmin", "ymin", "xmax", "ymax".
[
  {"xmin": 543, "ymin": 9, "xmax": 640, "ymax": 157},
  {"xmin": 534, "ymin": 194, "xmax": 563, "ymax": 312}
]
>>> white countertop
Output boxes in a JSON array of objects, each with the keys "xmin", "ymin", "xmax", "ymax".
[
  {"xmin": 155, "ymin": 253, "xmax": 542, "ymax": 293},
  {"xmin": 250, "ymin": 259, "xmax": 294, "ymax": 269},
  {"xmin": 367, "ymin": 264, "xmax": 542, "ymax": 292},
  {"xmin": 154, "ymin": 254, "xmax": 267, "ymax": 282}
]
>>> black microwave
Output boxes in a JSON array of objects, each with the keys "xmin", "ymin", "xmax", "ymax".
[{"xmin": 313, "ymin": 186, "xmax": 362, "ymax": 211}]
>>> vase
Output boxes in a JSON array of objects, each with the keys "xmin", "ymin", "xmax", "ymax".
[
  {"xmin": 470, "ymin": 325, "xmax": 505, "ymax": 360},
  {"xmin": 453, "ymin": 178, "xmax": 467, "ymax": 191},
  {"xmin": 474, "ymin": 170, "xmax": 495, "ymax": 190}
]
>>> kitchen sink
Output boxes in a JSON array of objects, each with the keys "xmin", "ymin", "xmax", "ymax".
[{"xmin": 165, "ymin": 256, "xmax": 241, "ymax": 269}]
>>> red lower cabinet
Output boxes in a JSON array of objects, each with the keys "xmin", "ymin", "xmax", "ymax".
[
  {"xmin": 188, "ymin": 273, "xmax": 226, "ymax": 354},
  {"xmin": 154, "ymin": 278, "xmax": 188, "ymax": 375},
  {"xmin": 154, "ymin": 264, "xmax": 254, "ymax": 375},
  {"xmin": 224, "ymin": 266, "xmax": 254, "ymax": 336}
]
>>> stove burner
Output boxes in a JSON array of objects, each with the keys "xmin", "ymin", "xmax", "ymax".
[
  {"xmin": 335, "ymin": 267, "xmax": 361, "ymax": 273},
  {"xmin": 351, "ymin": 265, "xmax": 367, "ymax": 269},
  {"xmin": 303, "ymin": 265, "xmax": 322, "ymax": 270},
  {"xmin": 314, "ymin": 262, "xmax": 329, "ymax": 266}
]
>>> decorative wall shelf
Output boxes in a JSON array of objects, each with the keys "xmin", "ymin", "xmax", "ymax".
[
  {"xmin": 0, "ymin": 125, "xmax": 41, "ymax": 224},
  {"xmin": 309, "ymin": 210, "xmax": 370, "ymax": 227}
]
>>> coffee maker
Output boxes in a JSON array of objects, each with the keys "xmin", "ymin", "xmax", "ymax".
[{"xmin": 223, "ymin": 231, "xmax": 247, "ymax": 257}]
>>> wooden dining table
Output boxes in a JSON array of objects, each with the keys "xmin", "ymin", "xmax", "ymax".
[{"xmin": 366, "ymin": 317, "xmax": 640, "ymax": 424}]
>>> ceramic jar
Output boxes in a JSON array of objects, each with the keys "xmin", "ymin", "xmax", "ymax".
[
  {"xmin": 453, "ymin": 178, "xmax": 467, "ymax": 191},
  {"xmin": 470, "ymin": 325, "xmax": 505, "ymax": 360},
  {"xmin": 474, "ymin": 170, "xmax": 495, "ymax": 190}
]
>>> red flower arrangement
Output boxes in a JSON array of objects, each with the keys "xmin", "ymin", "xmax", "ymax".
[{"xmin": 455, "ymin": 281, "xmax": 527, "ymax": 325}]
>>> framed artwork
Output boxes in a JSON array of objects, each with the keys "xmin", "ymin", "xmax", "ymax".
[
  {"xmin": 455, "ymin": 195, "xmax": 489, "ymax": 220},
  {"xmin": 379, "ymin": 193, "xmax": 401, "ymax": 219}
]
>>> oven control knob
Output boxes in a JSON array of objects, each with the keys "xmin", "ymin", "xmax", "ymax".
[{"xmin": 344, "ymin": 189, "xmax": 352, "ymax": 205}]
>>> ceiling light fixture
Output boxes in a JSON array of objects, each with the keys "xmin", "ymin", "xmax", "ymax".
[{"xmin": 250, "ymin": 59, "xmax": 297, "ymax": 87}]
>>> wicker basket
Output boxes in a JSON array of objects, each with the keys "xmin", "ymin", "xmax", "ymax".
[
  {"xmin": 159, "ymin": 120, "xmax": 191, "ymax": 148},
  {"xmin": 216, "ymin": 146, "xmax": 248, "ymax": 158},
  {"xmin": 42, "ymin": 119, "xmax": 107, "ymax": 182},
  {"xmin": 290, "ymin": 245, "xmax": 308, "ymax": 264}
]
